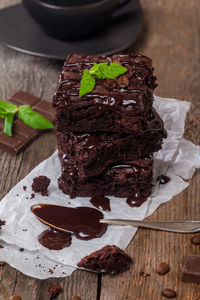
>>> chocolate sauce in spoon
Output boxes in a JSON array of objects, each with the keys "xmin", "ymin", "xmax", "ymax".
[
  {"xmin": 90, "ymin": 196, "xmax": 111, "ymax": 212},
  {"xmin": 32, "ymin": 204, "xmax": 107, "ymax": 241}
]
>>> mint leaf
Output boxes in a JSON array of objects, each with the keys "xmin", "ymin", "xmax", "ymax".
[
  {"xmin": 0, "ymin": 100, "xmax": 18, "ymax": 114},
  {"xmin": 79, "ymin": 69, "xmax": 96, "ymax": 97},
  {"xmin": 4, "ymin": 113, "xmax": 14, "ymax": 136},
  {"xmin": 96, "ymin": 62, "xmax": 127, "ymax": 79},
  {"xmin": 79, "ymin": 62, "xmax": 127, "ymax": 97},
  {"xmin": 18, "ymin": 105, "xmax": 54, "ymax": 130}
]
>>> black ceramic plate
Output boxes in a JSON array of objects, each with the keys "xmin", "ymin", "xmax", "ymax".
[{"xmin": 0, "ymin": 0, "xmax": 142, "ymax": 60}]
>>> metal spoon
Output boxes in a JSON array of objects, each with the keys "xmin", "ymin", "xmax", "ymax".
[
  {"xmin": 100, "ymin": 219, "xmax": 200, "ymax": 233},
  {"xmin": 31, "ymin": 204, "xmax": 200, "ymax": 234}
]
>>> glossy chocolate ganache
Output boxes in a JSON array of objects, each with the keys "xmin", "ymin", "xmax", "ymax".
[{"xmin": 32, "ymin": 204, "xmax": 107, "ymax": 241}]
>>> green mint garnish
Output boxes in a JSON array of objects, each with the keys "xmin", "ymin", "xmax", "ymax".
[
  {"xmin": 0, "ymin": 100, "xmax": 54, "ymax": 136},
  {"xmin": 79, "ymin": 62, "xmax": 127, "ymax": 97}
]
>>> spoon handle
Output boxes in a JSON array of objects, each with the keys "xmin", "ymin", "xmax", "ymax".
[{"xmin": 100, "ymin": 219, "xmax": 200, "ymax": 233}]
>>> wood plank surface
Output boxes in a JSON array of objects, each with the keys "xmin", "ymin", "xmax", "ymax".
[{"xmin": 0, "ymin": 0, "xmax": 199, "ymax": 299}]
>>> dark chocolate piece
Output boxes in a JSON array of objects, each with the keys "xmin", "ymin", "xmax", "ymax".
[
  {"xmin": 0, "ymin": 91, "xmax": 55, "ymax": 155},
  {"xmin": 38, "ymin": 229, "xmax": 72, "ymax": 250},
  {"xmin": 48, "ymin": 284, "xmax": 62, "ymax": 300},
  {"xmin": 58, "ymin": 157, "xmax": 153, "ymax": 199},
  {"xmin": 77, "ymin": 245, "xmax": 132, "ymax": 274},
  {"xmin": 32, "ymin": 204, "xmax": 107, "ymax": 240},
  {"xmin": 181, "ymin": 255, "xmax": 200, "ymax": 284},
  {"xmin": 32, "ymin": 176, "xmax": 50, "ymax": 196},
  {"xmin": 57, "ymin": 108, "xmax": 166, "ymax": 177},
  {"xmin": 53, "ymin": 53, "xmax": 157, "ymax": 134}
]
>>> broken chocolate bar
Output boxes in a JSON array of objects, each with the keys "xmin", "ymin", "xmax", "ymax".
[
  {"xmin": 181, "ymin": 255, "xmax": 200, "ymax": 284},
  {"xmin": 0, "ymin": 91, "xmax": 55, "ymax": 155}
]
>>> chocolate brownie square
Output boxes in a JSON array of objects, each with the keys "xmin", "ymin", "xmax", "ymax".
[
  {"xmin": 58, "ymin": 156, "xmax": 153, "ymax": 199},
  {"xmin": 57, "ymin": 109, "xmax": 166, "ymax": 177},
  {"xmin": 53, "ymin": 53, "xmax": 157, "ymax": 134}
]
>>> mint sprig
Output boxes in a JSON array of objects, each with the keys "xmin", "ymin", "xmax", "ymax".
[
  {"xmin": 0, "ymin": 100, "xmax": 54, "ymax": 136},
  {"xmin": 79, "ymin": 62, "xmax": 127, "ymax": 97}
]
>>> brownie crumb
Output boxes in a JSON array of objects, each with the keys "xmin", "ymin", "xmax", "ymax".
[
  {"xmin": 48, "ymin": 284, "xmax": 62, "ymax": 299},
  {"xmin": 0, "ymin": 244, "xmax": 4, "ymax": 249},
  {"xmin": 9, "ymin": 295, "xmax": 21, "ymax": 300},
  {"xmin": 161, "ymin": 288, "xmax": 177, "ymax": 298},
  {"xmin": 32, "ymin": 176, "xmax": 51, "ymax": 196},
  {"xmin": 140, "ymin": 270, "xmax": 151, "ymax": 277},
  {"xmin": 22, "ymin": 229, "xmax": 27, "ymax": 231},
  {"xmin": 48, "ymin": 268, "xmax": 53, "ymax": 274},
  {"xmin": 16, "ymin": 194, "xmax": 19, "ymax": 196},
  {"xmin": 23, "ymin": 185, "xmax": 27, "ymax": 191},
  {"xmin": 77, "ymin": 245, "xmax": 132, "ymax": 274},
  {"xmin": 0, "ymin": 261, "xmax": 6, "ymax": 266},
  {"xmin": 19, "ymin": 248, "xmax": 24, "ymax": 252},
  {"xmin": 0, "ymin": 219, "xmax": 6, "ymax": 229},
  {"xmin": 30, "ymin": 193, "xmax": 35, "ymax": 199},
  {"xmin": 155, "ymin": 262, "xmax": 170, "ymax": 275},
  {"xmin": 71, "ymin": 296, "xmax": 81, "ymax": 300}
]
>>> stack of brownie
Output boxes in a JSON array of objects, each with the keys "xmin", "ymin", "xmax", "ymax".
[{"xmin": 53, "ymin": 53, "xmax": 166, "ymax": 200}]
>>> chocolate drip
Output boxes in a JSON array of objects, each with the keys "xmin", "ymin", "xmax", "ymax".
[
  {"xmin": 157, "ymin": 175, "xmax": 171, "ymax": 184},
  {"xmin": 33, "ymin": 204, "xmax": 107, "ymax": 240},
  {"xmin": 90, "ymin": 196, "xmax": 111, "ymax": 212},
  {"xmin": 38, "ymin": 229, "xmax": 72, "ymax": 250},
  {"xmin": 126, "ymin": 192, "xmax": 147, "ymax": 207}
]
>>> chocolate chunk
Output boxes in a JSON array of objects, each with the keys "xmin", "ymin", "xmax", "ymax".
[
  {"xmin": 77, "ymin": 245, "xmax": 132, "ymax": 274},
  {"xmin": 9, "ymin": 295, "xmax": 21, "ymax": 300},
  {"xmin": 0, "ymin": 91, "xmax": 55, "ymax": 155},
  {"xmin": 48, "ymin": 284, "xmax": 62, "ymax": 299},
  {"xmin": 191, "ymin": 235, "xmax": 200, "ymax": 245},
  {"xmin": 155, "ymin": 262, "xmax": 170, "ymax": 275},
  {"xmin": 181, "ymin": 255, "xmax": 200, "ymax": 284},
  {"xmin": 71, "ymin": 296, "xmax": 81, "ymax": 300},
  {"xmin": 32, "ymin": 176, "xmax": 50, "ymax": 196},
  {"xmin": 0, "ymin": 261, "xmax": 6, "ymax": 266},
  {"xmin": 161, "ymin": 288, "xmax": 177, "ymax": 298}
]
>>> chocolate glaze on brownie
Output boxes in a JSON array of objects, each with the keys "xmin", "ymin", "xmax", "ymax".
[
  {"xmin": 58, "ymin": 156, "xmax": 153, "ymax": 199},
  {"xmin": 0, "ymin": 91, "xmax": 55, "ymax": 155},
  {"xmin": 53, "ymin": 53, "xmax": 157, "ymax": 134},
  {"xmin": 57, "ymin": 108, "xmax": 166, "ymax": 177},
  {"xmin": 77, "ymin": 245, "xmax": 132, "ymax": 274}
]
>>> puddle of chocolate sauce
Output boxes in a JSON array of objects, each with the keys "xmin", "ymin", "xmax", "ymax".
[
  {"xmin": 126, "ymin": 193, "xmax": 147, "ymax": 207},
  {"xmin": 38, "ymin": 228, "xmax": 72, "ymax": 250},
  {"xmin": 90, "ymin": 196, "xmax": 111, "ymax": 212},
  {"xmin": 33, "ymin": 204, "xmax": 107, "ymax": 241},
  {"xmin": 157, "ymin": 175, "xmax": 171, "ymax": 184}
]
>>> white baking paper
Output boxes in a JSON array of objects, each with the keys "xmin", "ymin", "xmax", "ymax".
[{"xmin": 0, "ymin": 95, "xmax": 200, "ymax": 279}]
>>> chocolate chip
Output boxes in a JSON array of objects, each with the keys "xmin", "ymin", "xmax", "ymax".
[
  {"xmin": 71, "ymin": 296, "xmax": 81, "ymax": 300},
  {"xmin": 117, "ymin": 75, "xmax": 129, "ymax": 88},
  {"xmin": 155, "ymin": 262, "xmax": 170, "ymax": 275},
  {"xmin": 0, "ymin": 261, "xmax": 6, "ymax": 266},
  {"xmin": 161, "ymin": 288, "xmax": 177, "ymax": 298},
  {"xmin": 9, "ymin": 295, "xmax": 21, "ymax": 300},
  {"xmin": 191, "ymin": 235, "xmax": 200, "ymax": 245},
  {"xmin": 48, "ymin": 284, "xmax": 62, "ymax": 299}
]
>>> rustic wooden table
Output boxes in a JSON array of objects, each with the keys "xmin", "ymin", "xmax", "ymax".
[{"xmin": 0, "ymin": 0, "xmax": 200, "ymax": 299}]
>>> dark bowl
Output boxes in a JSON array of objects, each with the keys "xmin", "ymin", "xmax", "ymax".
[{"xmin": 22, "ymin": 0, "xmax": 119, "ymax": 40}]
